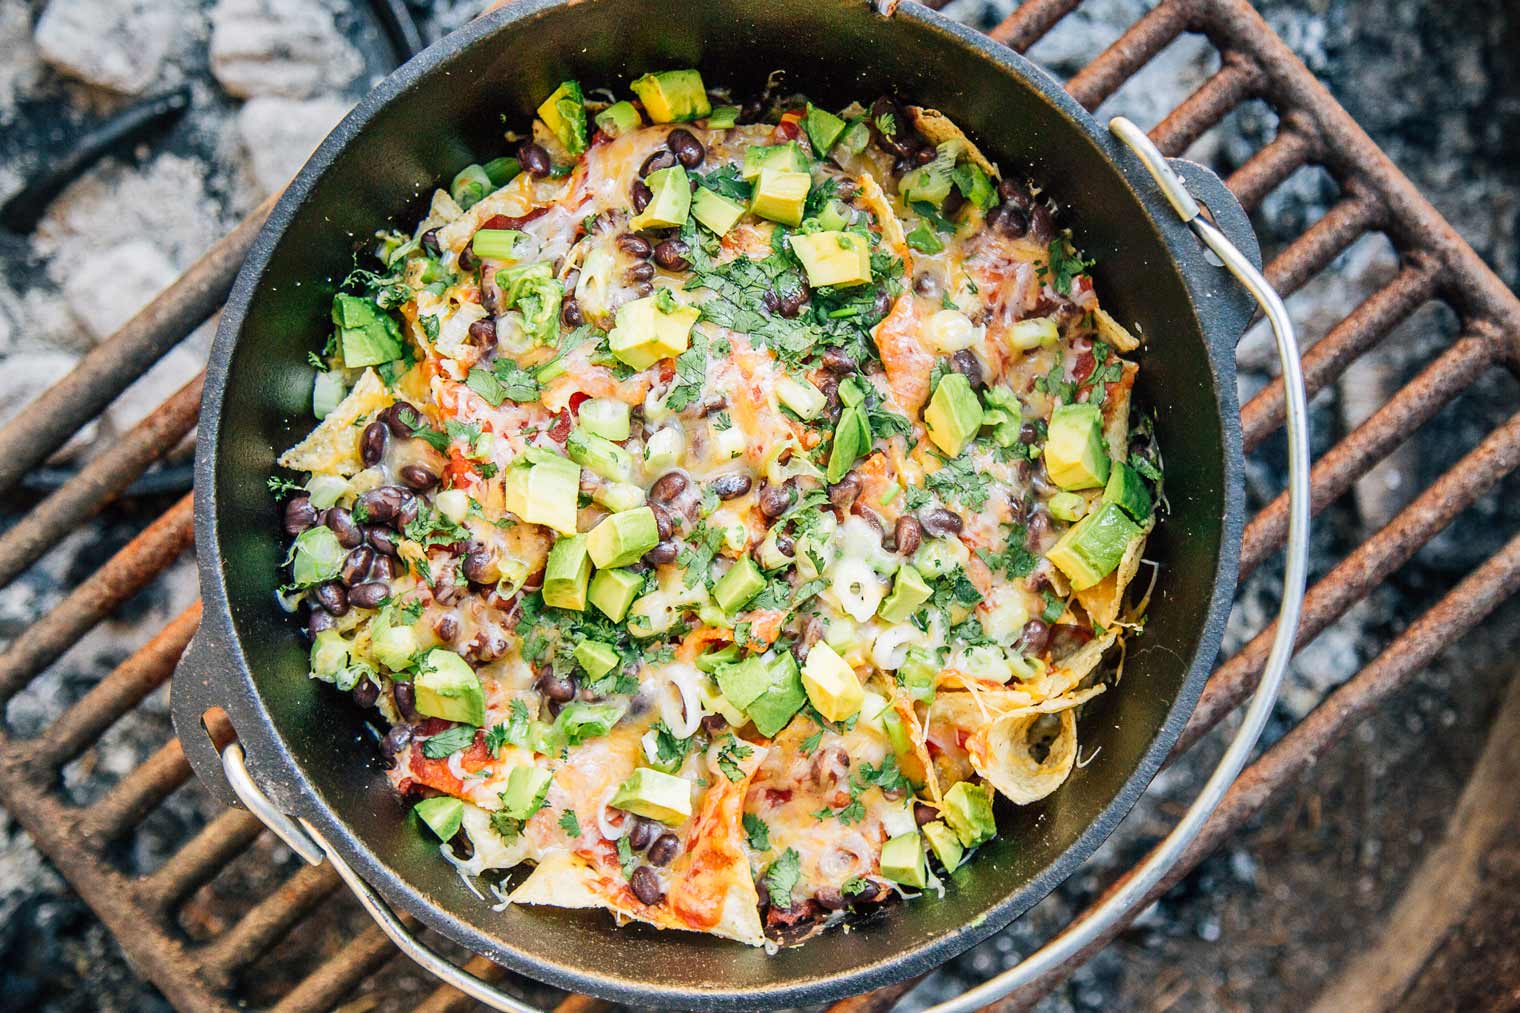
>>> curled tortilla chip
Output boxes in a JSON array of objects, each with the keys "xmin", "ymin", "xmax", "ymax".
[
  {"xmin": 277, "ymin": 368, "xmax": 391, "ymax": 476},
  {"xmin": 1093, "ymin": 306, "xmax": 1141, "ymax": 353},
  {"xmin": 907, "ymin": 106, "xmax": 999, "ymax": 180},
  {"xmin": 856, "ymin": 171, "xmax": 909, "ymax": 262},
  {"xmin": 1101, "ymin": 360, "xmax": 1138, "ymax": 463},
  {"xmin": 1074, "ymin": 518, "xmax": 1155, "ymax": 630},
  {"xmin": 969, "ymin": 707, "xmax": 1078, "ymax": 805}
]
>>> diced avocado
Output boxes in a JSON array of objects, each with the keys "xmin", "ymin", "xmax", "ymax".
[
  {"xmin": 924, "ymin": 372, "xmax": 984, "ymax": 458},
  {"xmin": 898, "ymin": 141, "xmax": 959, "ymax": 206},
  {"xmin": 500, "ymin": 765, "xmax": 553, "ymax": 819},
  {"xmin": 573, "ymin": 639, "xmax": 621, "ymax": 680},
  {"xmin": 332, "ymin": 293, "xmax": 403, "ymax": 368},
  {"xmin": 740, "ymin": 141, "xmax": 809, "ymax": 180},
  {"xmin": 607, "ymin": 293, "xmax": 699, "ymax": 370},
  {"xmin": 542, "ymin": 534, "xmax": 592, "ymax": 610},
  {"xmin": 594, "ymin": 100, "xmax": 641, "ymax": 138},
  {"xmin": 801, "ymin": 641, "xmax": 864, "ymax": 723},
  {"xmin": 291, "ymin": 525, "xmax": 343, "ymax": 586},
  {"xmin": 1048, "ymin": 491, "xmax": 1088, "ymax": 523},
  {"xmin": 951, "ymin": 162, "xmax": 997, "ymax": 210},
  {"xmin": 942, "ymin": 780, "xmax": 996, "ymax": 848},
  {"xmin": 309, "ymin": 629, "xmax": 348, "ymax": 679},
  {"xmin": 788, "ymin": 231, "xmax": 872, "ymax": 289},
  {"xmin": 746, "ymin": 654, "xmax": 806, "ymax": 737},
  {"xmin": 837, "ymin": 119, "xmax": 871, "ymax": 156},
  {"xmin": 414, "ymin": 796, "xmax": 464, "ymax": 841},
  {"xmin": 567, "ymin": 428, "xmax": 633, "ymax": 482},
  {"xmin": 705, "ymin": 104, "xmax": 739, "ymax": 129},
  {"xmin": 586, "ymin": 507, "xmax": 660, "ymax": 568},
  {"xmin": 980, "ymin": 386, "xmax": 1023, "ymax": 447},
  {"xmin": 578, "ymin": 397, "xmax": 631, "ymax": 441},
  {"xmin": 588, "ymin": 567, "xmax": 642, "ymax": 622},
  {"xmin": 816, "ymin": 198, "xmax": 851, "ymax": 232},
  {"xmin": 450, "ymin": 163, "xmax": 492, "ymax": 210},
  {"xmin": 827, "ymin": 403, "xmax": 871, "ymax": 483},
  {"xmin": 521, "ymin": 456, "xmax": 581, "ymax": 535},
  {"xmin": 692, "ymin": 187, "xmax": 746, "ymax": 237},
  {"xmin": 592, "ymin": 481, "xmax": 645, "ymax": 513},
  {"xmin": 629, "ymin": 69, "xmax": 711, "ymax": 123},
  {"xmin": 537, "ymin": 80, "xmax": 588, "ymax": 155},
  {"xmin": 1102, "ymin": 461, "xmax": 1152, "ymax": 520},
  {"xmin": 1045, "ymin": 501, "xmax": 1142, "ymax": 591},
  {"xmin": 1044, "ymin": 403, "xmax": 1110, "ymax": 491},
  {"xmin": 715, "ymin": 656, "xmax": 770, "ymax": 710},
  {"xmin": 696, "ymin": 644, "xmax": 741, "ymax": 674},
  {"xmin": 311, "ymin": 369, "xmax": 346, "ymax": 421},
  {"xmin": 879, "ymin": 832, "xmax": 928, "ymax": 889},
  {"xmin": 610, "ymin": 767, "xmax": 693, "ymax": 824},
  {"xmin": 922, "ymin": 819, "xmax": 964, "ymax": 871},
  {"xmin": 712, "ymin": 555, "xmax": 765, "ymax": 613},
  {"xmin": 803, "ymin": 103, "xmax": 847, "ymax": 156},
  {"xmin": 630, "ymin": 164, "xmax": 691, "ymax": 230},
  {"xmin": 415, "ymin": 649, "xmax": 486, "ymax": 726},
  {"xmin": 899, "ymin": 646, "xmax": 938, "ymax": 703},
  {"xmin": 750, "ymin": 168, "xmax": 810, "ymax": 227},
  {"xmin": 878, "ymin": 564, "xmax": 932, "ymax": 623},
  {"xmin": 371, "ymin": 610, "xmax": 418, "ymax": 671},
  {"xmin": 776, "ymin": 375, "xmax": 826, "ymax": 420}
]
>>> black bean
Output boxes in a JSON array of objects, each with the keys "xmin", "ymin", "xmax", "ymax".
[
  {"xmin": 914, "ymin": 802, "xmax": 938, "ymax": 826},
  {"xmin": 365, "ymin": 525, "xmax": 399, "ymax": 556},
  {"xmin": 348, "ymin": 582, "xmax": 389, "ymax": 609},
  {"xmin": 912, "ymin": 145, "xmax": 936, "ymax": 166},
  {"xmin": 1029, "ymin": 203, "xmax": 1055, "ymax": 242},
  {"xmin": 461, "ymin": 548, "xmax": 497, "ymax": 584},
  {"xmin": 283, "ymin": 495, "xmax": 317, "ymax": 535},
  {"xmin": 435, "ymin": 614, "xmax": 459, "ymax": 642},
  {"xmin": 664, "ymin": 128, "xmax": 705, "ymax": 168},
  {"xmin": 870, "ymin": 96, "xmax": 916, "ymax": 158},
  {"xmin": 356, "ymin": 487, "xmax": 403, "ymax": 524},
  {"xmin": 393, "ymin": 681, "xmax": 418, "ymax": 721},
  {"xmin": 468, "ymin": 317, "xmax": 497, "ymax": 346},
  {"xmin": 626, "ymin": 815, "xmax": 655, "ymax": 851},
  {"xmin": 400, "ymin": 464, "xmax": 439, "ymax": 491},
  {"xmin": 518, "ymin": 142, "xmax": 551, "ymax": 177},
  {"xmin": 561, "ymin": 297, "xmax": 584, "ymax": 327},
  {"xmin": 535, "ymin": 670, "xmax": 576, "ymax": 703},
  {"xmin": 820, "ymin": 347, "xmax": 857, "ymax": 375},
  {"xmin": 913, "ymin": 273, "xmax": 941, "ymax": 297},
  {"xmin": 630, "ymin": 179, "xmax": 652, "ymax": 213},
  {"xmin": 762, "ymin": 290, "xmax": 781, "ymax": 314},
  {"xmin": 1016, "ymin": 619, "xmax": 1051, "ymax": 656},
  {"xmin": 643, "ymin": 540, "xmax": 679, "ymax": 566},
  {"xmin": 341, "ymin": 546, "xmax": 374, "ymax": 586},
  {"xmin": 420, "ymin": 229, "xmax": 441, "ymax": 255},
  {"xmin": 631, "ymin": 281, "xmax": 654, "ymax": 298},
  {"xmin": 458, "ymin": 245, "xmax": 480, "ymax": 273},
  {"xmin": 360, "ymin": 421, "xmax": 388, "ymax": 468},
  {"xmin": 648, "ymin": 471, "xmax": 688, "ymax": 504},
  {"xmin": 625, "ymin": 260, "xmax": 655, "ymax": 283},
  {"xmin": 324, "ymin": 507, "xmax": 360, "ymax": 549},
  {"xmin": 919, "ymin": 508, "xmax": 964, "ymax": 538},
  {"xmin": 647, "ymin": 832, "xmax": 680, "ymax": 866},
  {"xmin": 629, "ymin": 866, "xmax": 664, "ymax": 905},
  {"xmin": 894, "ymin": 515, "xmax": 923, "ymax": 556},
  {"xmin": 307, "ymin": 608, "xmax": 336, "ymax": 637},
  {"xmin": 651, "ymin": 503, "xmax": 674, "ymax": 540},
  {"xmin": 986, "ymin": 201, "xmax": 1030, "ymax": 238},
  {"xmin": 1019, "ymin": 421, "xmax": 1038, "ymax": 445},
  {"xmin": 652, "ymin": 238, "xmax": 690, "ymax": 271},
  {"xmin": 828, "ymin": 474, "xmax": 861, "ymax": 511},
  {"xmin": 774, "ymin": 532, "xmax": 795, "ymax": 558},
  {"xmin": 871, "ymin": 287, "xmax": 894, "ymax": 320},
  {"xmin": 712, "ymin": 473, "xmax": 752, "ymax": 500},
  {"xmin": 777, "ymin": 288, "xmax": 807, "ymax": 318},
  {"xmin": 701, "ymin": 713, "xmax": 728, "ymax": 733},
  {"xmin": 758, "ymin": 482, "xmax": 794, "ymax": 519},
  {"xmin": 467, "ymin": 627, "xmax": 509, "ymax": 664},
  {"xmin": 382, "ymin": 401, "xmax": 422, "ymax": 438},
  {"xmin": 380, "ymin": 723, "xmax": 413, "ymax": 758},
  {"xmin": 396, "ymin": 491, "xmax": 421, "ymax": 528},
  {"xmin": 370, "ymin": 555, "xmax": 399, "ymax": 581},
  {"xmin": 951, "ymin": 349, "xmax": 985, "ymax": 390},
  {"xmin": 617, "ymin": 233, "xmax": 652, "ymax": 258},
  {"xmin": 640, "ymin": 148, "xmax": 678, "ymax": 178},
  {"xmin": 352, "ymin": 677, "xmax": 379, "ymax": 709}
]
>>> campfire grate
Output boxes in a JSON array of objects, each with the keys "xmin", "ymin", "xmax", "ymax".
[{"xmin": 1, "ymin": 0, "xmax": 1518, "ymax": 1010}]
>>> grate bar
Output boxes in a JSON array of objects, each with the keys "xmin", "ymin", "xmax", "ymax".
[
  {"xmin": 0, "ymin": 196, "xmax": 272, "ymax": 497},
  {"xmin": 1064, "ymin": 0, "xmax": 1191, "ymax": 111},
  {"xmin": 1148, "ymin": 59, "xmax": 1259, "ymax": 157},
  {"xmin": 1179, "ymin": 408, "xmax": 1520, "ymax": 757},
  {"xmin": 202, "ymin": 864, "xmax": 343, "ymax": 981},
  {"xmin": 0, "ymin": 373, "xmax": 203, "ymax": 592},
  {"xmin": 271, "ymin": 923, "xmax": 400, "ymax": 1013},
  {"xmin": 139, "ymin": 808, "xmax": 266, "ymax": 916},
  {"xmin": 0, "ymin": 493, "xmax": 194, "ymax": 705},
  {"xmin": 1262, "ymin": 194, "xmax": 1381, "ymax": 299},
  {"xmin": 1242, "ymin": 263, "xmax": 1439, "ymax": 452},
  {"xmin": 987, "ymin": 0, "xmax": 1082, "ymax": 52},
  {"xmin": 81, "ymin": 738, "xmax": 193, "ymax": 842},
  {"xmin": 1240, "ymin": 331, "xmax": 1496, "ymax": 577},
  {"xmin": 1224, "ymin": 124, "xmax": 1317, "ymax": 212}
]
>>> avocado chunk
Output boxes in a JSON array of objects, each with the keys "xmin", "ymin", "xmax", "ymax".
[
  {"xmin": 579, "ymin": 397, "xmax": 631, "ymax": 441},
  {"xmin": 1102, "ymin": 460, "xmax": 1152, "ymax": 520},
  {"xmin": 607, "ymin": 292, "xmax": 700, "ymax": 370},
  {"xmin": 750, "ymin": 167, "xmax": 811, "ymax": 227},
  {"xmin": 536, "ymin": 80, "xmax": 588, "ymax": 155},
  {"xmin": 877, "ymin": 564, "xmax": 932, "ymax": 624},
  {"xmin": 587, "ymin": 506, "xmax": 660, "ymax": 568},
  {"xmin": 629, "ymin": 69, "xmax": 711, "ymax": 123},
  {"xmin": 331, "ymin": 293, "xmax": 403, "ymax": 368},
  {"xmin": 740, "ymin": 141, "xmax": 809, "ymax": 180},
  {"xmin": 500, "ymin": 765, "xmax": 553, "ymax": 819},
  {"xmin": 542, "ymin": 534, "xmax": 592, "ymax": 610},
  {"xmin": 715, "ymin": 656, "xmax": 771, "ymax": 710},
  {"xmin": 309, "ymin": 629, "xmax": 348, "ymax": 679},
  {"xmin": 921, "ymin": 819, "xmax": 965, "ymax": 871},
  {"xmin": 571, "ymin": 640, "xmax": 620, "ymax": 681},
  {"xmin": 371, "ymin": 608, "xmax": 418, "ymax": 671},
  {"xmin": 776, "ymin": 375, "xmax": 827, "ymax": 420},
  {"xmin": 566, "ymin": 428, "xmax": 633, "ymax": 482},
  {"xmin": 589, "ymin": 567, "xmax": 642, "ymax": 622},
  {"xmin": 1048, "ymin": 491, "xmax": 1088, "ymax": 522},
  {"xmin": 1044, "ymin": 403, "xmax": 1111, "ymax": 491},
  {"xmin": 610, "ymin": 767, "xmax": 693, "ymax": 824},
  {"xmin": 705, "ymin": 105, "xmax": 740, "ymax": 129},
  {"xmin": 746, "ymin": 654, "xmax": 807, "ymax": 737},
  {"xmin": 942, "ymin": 780, "xmax": 996, "ymax": 848},
  {"xmin": 504, "ymin": 455, "xmax": 580, "ymax": 535},
  {"xmin": 1045, "ymin": 501, "xmax": 1142, "ymax": 591},
  {"xmin": 594, "ymin": 100, "xmax": 641, "ymax": 138},
  {"xmin": 899, "ymin": 646, "xmax": 938, "ymax": 703},
  {"xmin": 801, "ymin": 641, "xmax": 864, "ymax": 723},
  {"xmin": 803, "ymin": 103, "xmax": 847, "ymax": 156},
  {"xmin": 630, "ymin": 164, "xmax": 691, "ymax": 230},
  {"xmin": 924, "ymin": 372, "xmax": 985, "ymax": 458},
  {"xmin": 712, "ymin": 555, "xmax": 765, "ymax": 613},
  {"xmin": 413, "ymin": 796, "xmax": 464, "ymax": 841},
  {"xmin": 415, "ymin": 649, "xmax": 486, "ymax": 726},
  {"xmin": 692, "ymin": 186, "xmax": 746, "ymax": 237},
  {"xmin": 695, "ymin": 643, "xmax": 741, "ymax": 673},
  {"xmin": 788, "ymin": 231, "xmax": 873, "ymax": 288},
  {"xmin": 879, "ymin": 832, "xmax": 928, "ymax": 889}
]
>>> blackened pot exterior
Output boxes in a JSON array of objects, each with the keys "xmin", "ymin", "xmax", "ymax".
[{"xmin": 175, "ymin": 0, "xmax": 1257, "ymax": 1007}]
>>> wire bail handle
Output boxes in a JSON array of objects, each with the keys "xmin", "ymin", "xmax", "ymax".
[{"xmin": 217, "ymin": 116, "xmax": 1309, "ymax": 1013}]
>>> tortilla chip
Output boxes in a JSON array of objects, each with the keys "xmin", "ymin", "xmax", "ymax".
[
  {"xmin": 1074, "ymin": 517, "xmax": 1155, "ymax": 630},
  {"xmin": 889, "ymin": 689, "xmax": 941, "ymax": 803},
  {"xmin": 907, "ymin": 107, "xmax": 1000, "ymax": 180},
  {"xmin": 1101, "ymin": 360, "xmax": 1138, "ymax": 463},
  {"xmin": 969, "ymin": 707, "xmax": 1079, "ymax": 805},
  {"xmin": 1093, "ymin": 307, "xmax": 1140, "ymax": 352},
  {"xmin": 856, "ymin": 172, "xmax": 909, "ymax": 261},
  {"xmin": 277, "ymin": 368, "xmax": 391, "ymax": 476}
]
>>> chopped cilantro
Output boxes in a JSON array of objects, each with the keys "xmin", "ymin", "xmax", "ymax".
[
  {"xmin": 420, "ymin": 724, "xmax": 477, "ymax": 759},
  {"xmin": 616, "ymin": 835, "xmax": 639, "ymax": 878},
  {"xmin": 716, "ymin": 736, "xmax": 754, "ymax": 782},
  {"xmin": 266, "ymin": 475, "xmax": 303, "ymax": 499},
  {"xmin": 1041, "ymin": 590, "xmax": 1066, "ymax": 624},
  {"xmin": 1045, "ymin": 237, "xmax": 1095, "ymax": 296},
  {"xmin": 765, "ymin": 848, "xmax": 803, "ymax": 909},
  {"xmin": 558, "ymin": 809, "xmax": 581, "ymax": 837},
  {"xmin": 742, "ymin": 812, "xmax": 771, "ymax": 852}
]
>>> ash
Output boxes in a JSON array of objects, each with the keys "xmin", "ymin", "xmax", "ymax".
[{"xmin": 0, "ymin": 0, "xmax": 1516, "ymax": 1010}]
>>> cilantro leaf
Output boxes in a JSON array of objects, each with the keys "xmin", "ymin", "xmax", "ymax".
[
  {"xmin": 716, "ymin": 736, "xmax": 754, "ymax": 782},
  {"xmin": 1045, "ymin": 238, "xmax": 1095, "ymax": 296},
  {"xmin": 559, "ymin": 809, "xmax": 581, "ymax": 837},
  {"xmin": 617, "ymin": 835, "xmax": 639, "ymax": 879},
  {"xmin": 421, "ymin": 724, "xmax": 478, "ymax": 759},
  {"xmin": 765, "ymin": 848, "xmax": 803, "ymax": 909},
  {"xmin": 664, "ymin": 331, "xmax": 709, "ymax": 412},
  {"xmin": 743, "ymin": 812, "xmax": 771, "ymax": 852}
]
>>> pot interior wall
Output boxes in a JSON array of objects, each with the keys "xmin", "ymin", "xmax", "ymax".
[{"xmin": 209, "ymin": 0, "xmax": 1231, "ymax": 1001}]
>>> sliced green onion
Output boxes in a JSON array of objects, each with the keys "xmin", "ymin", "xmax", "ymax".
[
  {"xmin": 482, "ymin": 156, "xmax": 521, "ymax": 187},
  {"xmin": 450, "ymin": 163, "xmax": 492, "ymax": 210},
  {"xmin": 471, "ymin": 228, "xmax": 525, "ymax": 261}
]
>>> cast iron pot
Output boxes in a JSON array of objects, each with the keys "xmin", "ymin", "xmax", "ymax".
[{"xmin": 173, "ymin": 0, "xmax": 1262, "ymax": 1006}]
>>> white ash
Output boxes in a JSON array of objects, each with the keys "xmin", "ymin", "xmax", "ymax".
[
  {"xmin": 34, "ymin": 0, "xmax": 177, "ymax": 96},
  {"xmin": 236, "ymin": 95, "xmax": 353, "ymax": 196},
  {"xmin": 209, "ymin": 0, "xmax": 364, "ymax": 99},
  {"xmin": 61, "ymin": 239, "xmax": 179, "ymax": 347},
  {"xmin": 0, "ymin": 3, "xmax": 45, "ymax": 130}
]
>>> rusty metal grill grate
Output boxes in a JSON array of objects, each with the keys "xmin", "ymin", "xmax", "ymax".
[{"xmin": 1, "ymin": 0, "xmax": 1518, "ymax": 1009}]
